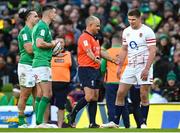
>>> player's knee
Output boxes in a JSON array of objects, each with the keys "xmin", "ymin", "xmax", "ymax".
[
  {"xmin": 43, "ymin": 91, "xmax": 52, "ymax": 98},
  {"xmin": 117, "ymin": 90, "xmax": 125, "ymax": 99}
]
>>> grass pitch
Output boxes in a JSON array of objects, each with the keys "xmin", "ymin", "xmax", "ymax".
[{"xmin": 0, "ymin": 128, "xmax": 180, "ymax": 132}]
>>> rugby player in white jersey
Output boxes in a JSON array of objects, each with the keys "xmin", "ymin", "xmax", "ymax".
[{"xmin": 101, "ymin": 8, "xmax": 156, "ymax": 128}]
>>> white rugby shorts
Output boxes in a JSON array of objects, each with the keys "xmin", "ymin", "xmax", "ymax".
[
  {"xmin": 18, "ymin": 63, "xmax": 35, "ymax": 87},
  {"xmin": 120, "ymin": 63, "xmax": 153, "ymax": 85},
  {"xmin": 33, "ymin": 67, "xmax": 52, "ymax": 83}
]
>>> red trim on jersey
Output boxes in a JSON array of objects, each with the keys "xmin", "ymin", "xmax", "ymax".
[{"xmin": 146, "ymin": 38, "xmax": 156, "ymax": 41}]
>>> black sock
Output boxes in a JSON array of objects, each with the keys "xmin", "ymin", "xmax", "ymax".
[
  {"xmin": 71, "ymin": 97, "xmax": 88, "ymax": 121},
  {"xmin": 141, "ymin": 105, "xmax": 149, "ymax": 124},
  {"xmin": 132, "ymin": 105, "xmax": 144, "ymax": 128},
  {"xmin": 122, "ymin": 104, "xmax": 130, "ymax": 128},
  {"xmin": 114, "ymin": 105, "xmax": 124, "ymax": 125},
  {"xmin": 88, "ymin": 101, "xmax": 97, "ymax": 125}
]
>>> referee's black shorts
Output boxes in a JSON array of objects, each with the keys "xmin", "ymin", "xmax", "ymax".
[{"xmin": 78, "ymin": 67, "xmax": 101, "ymax": 89}]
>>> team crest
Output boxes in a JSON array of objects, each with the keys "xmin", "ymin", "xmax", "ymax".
[
  {"xmin": 127, "ymin": 33, "xmax": 130, "ymax": 37},
  {"xmin": 139, "ymin": 33, "xmax": 143, "ymax": 37}
]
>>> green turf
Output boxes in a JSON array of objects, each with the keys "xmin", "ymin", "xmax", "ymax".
[{"xmin": 0, "ymin": 128, "xmax": 180, "ymax": 132}]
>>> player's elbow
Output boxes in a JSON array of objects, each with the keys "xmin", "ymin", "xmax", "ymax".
[
  {"xmin": 36, "ymin": 43, "xmax": 43, "ymax": 48},
  {"xmin": 26, "ymin": 48, "xmax": 33, "ymax": 54},
  {"xmin": 36, "ymin": 39, "xmax": 44, "ymax": 48}
]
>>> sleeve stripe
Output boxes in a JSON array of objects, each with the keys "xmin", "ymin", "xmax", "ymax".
[
  {"xmin": 146, "ymin": 41, "xmax": 156, "ymax": 43},
  {"xmin": 146, "ymin": 39, "xmax": 156, "ymax": 41}
]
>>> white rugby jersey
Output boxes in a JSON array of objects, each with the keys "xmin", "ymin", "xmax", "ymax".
[{"xmin": 122, "ymin": 24, "xmax": 156, "ymax": 65}]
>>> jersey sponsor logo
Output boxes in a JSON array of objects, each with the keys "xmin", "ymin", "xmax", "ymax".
[
  {"xmin": 54, "ymin": 58, "xmax": 64, "ymax": 63},
  {"xmin": 129, "ymin": 41, "xmax": 138, "ymax": 50},
  {"xmin": 40, "ymin": 29, "xmax": 45, "ymax": 36},
  {"xmin": 22, "ymin": 34, "xmax": 27, "ymax": 41},
  {"xmin": 83, "ymin": 40, "xmax": 88, "ymax": 46}
]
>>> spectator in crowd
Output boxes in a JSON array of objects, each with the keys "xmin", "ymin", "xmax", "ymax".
[
  {"xmin": 0, "ymin": 86, "xmax": 8, "ymax": 105},
  {"xmin": 162, "ymin": 71, "xmax": 180, "ymax": 102},
  {"xmin": 0, "ymin": 38, "xmax": 8, "ymax": 56},
  {"xmin": 158, "ymin": 33, "xmax": 171, "ymax": 58},
  {"xmin": 141, "ymin": 5, "xmax": 162, "ymax": 31},
  {"xmin": 56, "ymin": 24, "xmax": 66, "ymax": 38},
  {"xmin": 63, "ymin": 4, "xmax": 73, "ymax": 21},
  {"xmin": 88, "ymin": 5, "xmax": 97, "ymax": 16},
  {"xmin": 8, "ymin": 39, "xmax": 19, "ymax": 55},
  {"xmin": 149, "ymin": 78, "xmax": 168, "ymax": 103},
  {"xmin": 170, "ymin": 50, "xmax": 180, "ymax": 82},
  {"xmin": 153, "ymin": 52, "xmax": 171, "ymax": 86},
  {"xmin": 0, "ymin": 55, "xmax": 17, "ymax": 86}
]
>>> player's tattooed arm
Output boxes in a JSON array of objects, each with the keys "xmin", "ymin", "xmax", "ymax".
[{"xmin": 36, "ymin": 38, "xmax": 55, "ymax": 48}]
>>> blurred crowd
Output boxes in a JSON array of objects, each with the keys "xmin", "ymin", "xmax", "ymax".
[{"xmin": 0, "ymin": 0, "xmax": 180, "ymax": 104}]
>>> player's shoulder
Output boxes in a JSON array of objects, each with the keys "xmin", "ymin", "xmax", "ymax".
[
  {"xmin": 34, "ymin": 20, "xmax": 47, "ymax": 30},
  {"xmin": 123, "ymin": 26, "xmax": 131, "ymax": 33},
  {"xmin": 36, "ymin": 20, "xmax": 45, "ymax": 26},
  {"xmin": 19, "ymin": 26, "xmax": 29, "ymax": 36},
  {"xmin": 142, "ymin": 24, "xmax": 154, "ymax": 32},
  {"xmin": 79, "ymin": 32, "xmax": 91, "ymax": 42}
]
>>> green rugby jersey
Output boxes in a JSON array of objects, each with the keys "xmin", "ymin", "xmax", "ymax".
[
  {"xmin": 18, "ymin": 25, "xmax": 33, "ymax": 65},
  {"xmin": 32, "ymin": 20, "xmax": 53, "ymax": 67}
]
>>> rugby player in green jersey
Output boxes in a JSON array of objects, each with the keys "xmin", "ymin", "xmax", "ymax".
[
  {"xmin": 32, "ymin": 5, "xmax": 57, "ymax": 125},
  {"xmin": 17, "ymin": 8, "xmax": 39, "ymax": 127}
]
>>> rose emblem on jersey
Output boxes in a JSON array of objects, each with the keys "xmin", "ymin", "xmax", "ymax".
[{"xmin": 139, "ymin": 33, "xmax": 143, "ymax": 37}]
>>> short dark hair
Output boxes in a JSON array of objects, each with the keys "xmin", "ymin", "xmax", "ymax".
[
  {"xmin": 128, "ymin": 8, "xmax": 141, "ymax": 18},
  {"xmin": 18, "ymin": 8, "xmax": 33, "ymax": 21},
  {"xmin": 64, "ymin": 19, "xmax": 73, "ymax": 25},
  {"xmin": 42, "ymin": 5, "xmax": 56, "ymax": 12}
]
